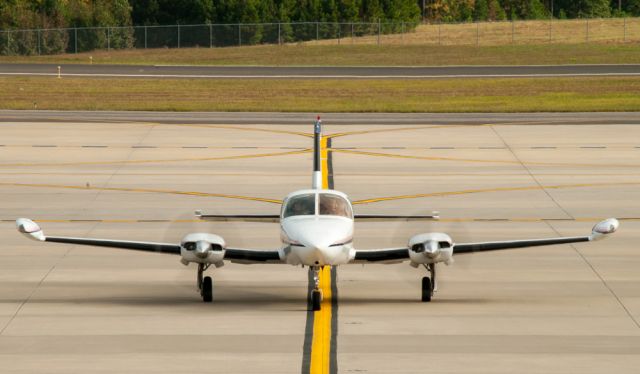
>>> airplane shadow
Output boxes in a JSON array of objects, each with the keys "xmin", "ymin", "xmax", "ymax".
[{"xmin": 1, "ymin": 282, "xmax": 492, "ymax": 309}]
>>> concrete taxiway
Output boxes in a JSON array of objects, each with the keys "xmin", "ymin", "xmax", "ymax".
[
  {"xmin": 0, "ymin": 114, "xmax": 639, "ymax": 373},
  {"xmin": 0, "ymin": 63, "xmax": 639, "ymax": 79}
]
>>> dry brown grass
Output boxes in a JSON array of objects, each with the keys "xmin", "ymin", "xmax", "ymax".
[
  {"xmin": 1, "ymin": 42, "xmax": 640, "ymax": 66},
  {"xmin": 2, "ymin": 76, "xmax": 639, "ymax": 112},
  {"xmin": 315, "ymin": 17, "xmax": 640, "ymax": 46}
]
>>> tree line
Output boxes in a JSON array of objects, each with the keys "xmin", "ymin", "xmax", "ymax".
[
  {"xmin": 1, "ymin": 0, "xmax": 639, "ymax": 55},
  {"xmin": 426, "ymin": 1, "xmax": 640, "ymax": 22}
]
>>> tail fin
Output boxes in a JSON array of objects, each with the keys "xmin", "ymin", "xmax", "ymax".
[{"xmin": 312, "ymin": 116, "xmax": 322, "ymax": 189}]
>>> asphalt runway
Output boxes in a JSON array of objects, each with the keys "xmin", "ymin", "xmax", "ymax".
[
  {"xmin": 1, "ymin": 114, "xmax": 639, "ymax": 373},
  {"xmin": 1, "ymin": 63, "xmax": 639, "ymax": 79}
]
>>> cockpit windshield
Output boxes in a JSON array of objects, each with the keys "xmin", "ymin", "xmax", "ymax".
[
  {"xmin": 319, "ymin": 193, "xmax": 352, "ymax": 218},
  {"xmin": 283, "ymin": 193, "xmax": 315, "ymax": 218}
]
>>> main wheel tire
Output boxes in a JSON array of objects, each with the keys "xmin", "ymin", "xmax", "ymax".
[
  {"xmin": 202, "ymin": 276, "xmax": 213, "ymax": 302},
  {"xmin": 421, "ymin": 276, "xmax": 432, "ymax": 302},
  {"xmin": 311, "ymin": 290, "xmax": 322, "ymax": 311}
]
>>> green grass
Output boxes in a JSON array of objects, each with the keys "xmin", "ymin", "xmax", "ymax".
[
  {"xmin": 3, "ymin": 76, "xmax": 639, "ymax": 112},
  {"xmin": 1, "ymin": 43, "xmax": 640, "ymax": 66}
]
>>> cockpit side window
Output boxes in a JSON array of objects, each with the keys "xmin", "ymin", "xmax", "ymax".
[
  {"xmin": 283, "ymin": 193, "xmax": 316, "ymax": 218},
  {"xmin": 319, "ymin": 194, "xmax": 352, "ymax": 218}
]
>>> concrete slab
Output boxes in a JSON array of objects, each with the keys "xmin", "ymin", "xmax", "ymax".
[{"xmin": 0, "ymin": 116, "xmax": 638, "ymax": 373}]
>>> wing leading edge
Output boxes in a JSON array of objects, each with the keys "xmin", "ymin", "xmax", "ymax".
[
  {"xmin": 16, "ymin": 218, "xmax": 283, "ymax": 263},
  {"xmin": 351, "ymin": 218, "xmax": 619, "ymax": 263}
]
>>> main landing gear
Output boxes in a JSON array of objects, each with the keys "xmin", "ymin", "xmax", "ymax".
[
  {"xmin": 421, "ymin": 264, "xmax": 436, "ymax": 302},
  {"xmin": 197, "ymin": 263, "xmax": 213, "ymax": 302},
  {"xmin": 310, "ymin": 266, "xmax": 323, "ymax": 311}
]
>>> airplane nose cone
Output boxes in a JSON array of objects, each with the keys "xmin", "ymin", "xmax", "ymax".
[
  {"xmin": 296, "ymin": 232, "xmax": 343, "ymax": 265},
  {"xmin": 297, "ymin": 233, "xmax": 335, "ymax": 250},
  {"xmin": 195, "ymin": 240, "xmax": 211, "ymax": 258}
]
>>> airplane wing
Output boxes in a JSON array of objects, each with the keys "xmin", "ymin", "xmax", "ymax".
[
  {"xmin": 196, "ymin": 214, "xmax": 439, "ymax": 223},
  {"xmin": 352, "ymin": 218, "xmax": 619, "ymax": 263},
  {"xmin": 351, "ymin": 248, "xmax": 409, "ymax": 263},
  {"xmin": 197, "ymin": 214, "xmax": 280, "ymax": 223},
  {"xmin": 354, "ymin": 214, "xmax": 439, "ymax": 221},
  {"xmin": 16, "ymin": 218, "xmax": 283, "ymax": 263},
  {"xmin": 454, "ymin": 218, "xmax": 619, "ymax": 253}
]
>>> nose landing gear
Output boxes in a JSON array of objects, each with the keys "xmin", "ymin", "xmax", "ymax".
[
  {"xmin": 310, "ymin": 266, "xmax": 323, "ymax": 311},
  {"xmin": 197, "ymin": 263, "xmax": 213, "ymax": 302},
  {"xmin": 421, "ymin": 264, "xmax": 436, "ymax": 302}
]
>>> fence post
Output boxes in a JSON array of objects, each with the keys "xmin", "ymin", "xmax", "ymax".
[
  {"xmin": 37, "ymin": 29, "xmax": 41, "ymax": 55},
  {"xmin": 74, "ymin": 27, "xmax": 77, "ymax": 53},
  {"xmin": 177, "ymin": 24, "xmax": 181, "ymax": 48},
  {"xmin": 623, "ymin": 17, "xmax": 627, "ymax": 42},
  {"xmin": 209, "ymin": 23, "xmax": 213, "ymax": 48},
  {"xmin": 278, "ymin": 23, "xmax": 281, "ymax": 45},
  {"xmin": 548, "ymin": 18, "xmax": 552, "ymax": 43},
  {"xmin": 438, "ymin": 22, "xmax": 441, "ymax": 45},
  {"xmin": 585, "ymin": 18, "xmax": 589, "ymax": 43},
  {"xmin": 107, "ymin": 27, "xmax": 110, "ymax": 51},
  {"xmin": 337, "ymin": 23, "xmax": 340, "ymax": 45},
  {"xmin": 351, "ymin": 22, "xmax": 354, "ymax": 44},
  {"xmin": 511, "ymin": 20, "xmax": 514, "ymax": 44},
  {"xmin": 401, "ymin": 22, "xmax": 404, "ymax": 43},
  {"xmin": 144, "ymin": 25, "xmax": 148, "ymax": 48},
  {"xmin": 238, "ymin": 24, "xmax": 241, "ymax": 46},
  {"xmin": 476, "ymin": 22, "xmax": 479, "ymax": 46},
  {"xmin": 316, "ymin": 22, "xmax": 319, "ymax": 43},
  {"xmin": 377, "ymin": 19, "xmax": 381, "ymax": 45}
]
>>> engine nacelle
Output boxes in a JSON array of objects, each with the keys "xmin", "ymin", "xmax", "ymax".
[
  {"xmin": 408, "ymin": 233, "xmax": 453, "ymax": 265},
  {"xmin": 180, "ymin": 233, "xmax": 226, "ymax": 266}
]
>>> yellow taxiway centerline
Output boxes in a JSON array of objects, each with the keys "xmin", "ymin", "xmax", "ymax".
[{"xmin": 308, "ymin": 136, "xmax": 334, "ymax": 374}]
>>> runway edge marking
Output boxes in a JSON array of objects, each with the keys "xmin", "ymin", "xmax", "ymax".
[{"xmin": 302, "ymin": 136, "xmax": 338, "ymax": 374}]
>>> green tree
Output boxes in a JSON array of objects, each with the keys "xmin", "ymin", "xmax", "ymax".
[
  {"xmin": 554, "ymin": 0, "xmax": 611, "ymax": 18},
  {"xmin": 474, "ymin": 0, "xmax": 489, "ymax": 20}
]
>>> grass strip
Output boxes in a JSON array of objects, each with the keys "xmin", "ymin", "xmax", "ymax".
[
  {"xmin": 1, "ymin": 43, "xmax": 640, "ymax": 67},
  {"xmin": 2, "ymin": 76, "xmax": 639, "ymax": 112}
]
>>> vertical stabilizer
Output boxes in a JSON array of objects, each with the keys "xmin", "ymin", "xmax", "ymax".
[{"xmin": 312, "ymin": 117, "xmax": 322, "ymax": 189}]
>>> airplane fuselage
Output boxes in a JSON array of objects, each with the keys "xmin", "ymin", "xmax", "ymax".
[{"xmin": 279, "ymin": 189, "xmax": 355, "ymax": 266}]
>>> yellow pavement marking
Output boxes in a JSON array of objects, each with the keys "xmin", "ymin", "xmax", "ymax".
[
  {"xmin": 352, "ymin": 182, "xmax": 640, "ymax": 205},
  {"xmin": 321, "ymin": 137, "xmax": 329, "ymax": 188},
  {"xmin": 0, "ymin": 182, "xmax": 282, "ymax": 204},
  {"xmin": 331, "ymin": 148, "xmax": 640, "ymax": 168},
  {"xmin": 326, "ymin": 125, "xmax": 453, "ymax": 139},
  {"xmin": 309, "ymin": 136, "xmax": 333, "ymax": 374},
  {"xmin": 0, "ymin": 149, "xmax": 309, "ymax": 167},
  {"xmin": 172, "ymin": 123, "xmax": 314, "ymax": 138},
  {"xmin": 310, "ymin": 265, "xmax": 333, "ymax": 374}
]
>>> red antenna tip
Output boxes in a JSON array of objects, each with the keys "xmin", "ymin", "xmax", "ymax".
[{"xmin": 317, "ymin": 115, "xmax": 321, "ymax": 121}]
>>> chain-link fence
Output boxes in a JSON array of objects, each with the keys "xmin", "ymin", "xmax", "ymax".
[{"xmin": 1, "ymin": 18, "xmax": 639, "ymax": 56}]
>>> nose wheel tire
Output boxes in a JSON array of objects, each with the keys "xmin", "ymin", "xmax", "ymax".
[
  {"xmin": 202, "ymin": 276, "xmax": 213, "ymax": 302},
  {"xmin": 311, "ymin": 290, "xmax": 322, "ymax": 311},
  {"xmin": 421, "ymin": 276, "xmax": 432, "ymax": 302}
]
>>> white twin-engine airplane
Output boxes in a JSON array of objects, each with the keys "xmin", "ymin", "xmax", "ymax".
[{"xmin": 16, "ymin": 119, "xmax": 619, "ymax": 311}]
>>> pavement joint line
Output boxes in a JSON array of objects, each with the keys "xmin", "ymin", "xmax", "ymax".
[
  {"xmin": 498, "ymin": 126, "xmax": 574, "ymax": 220},
  {"xmin": 331, "ymin": 148, "xmax": 640, "ymax": 168},
  {"xmin": 3, "ymin": 144, "xmax": 640, "ymax": 150},
  {"xmin": 0, "ymin": 149, "xmax": 310, "ymax": 167},
  {"xmin": 544, "ymin": 221, "xmax": 640, "ymax": 331},
  {"xmin": 351, "ymin": 182, "xmax": 640, "ymax": 205}
]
